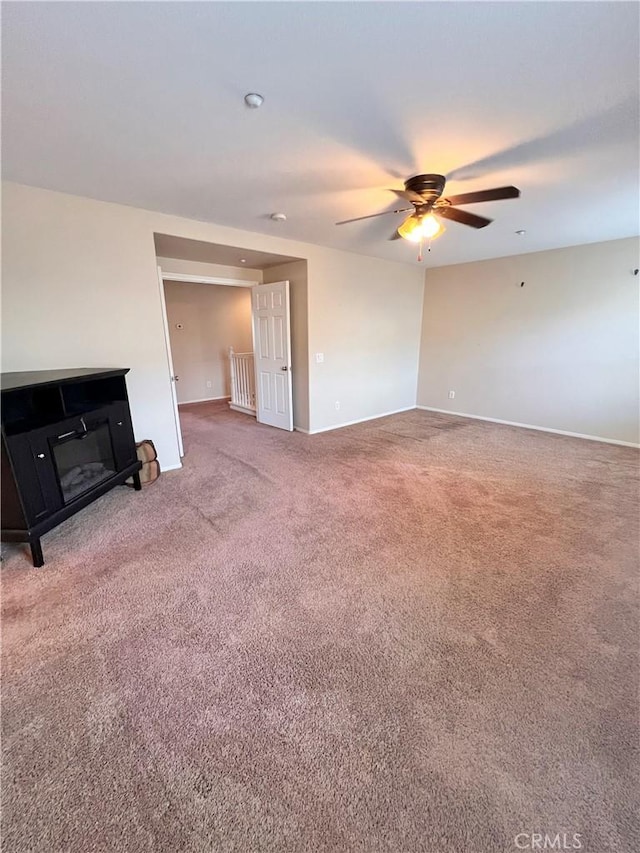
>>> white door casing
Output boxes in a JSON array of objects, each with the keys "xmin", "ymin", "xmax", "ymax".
[
  {"xmin": 157, "ymin": 265, "xmax": 184, "ymax": 457},
  {"xmin": 251, "ymin": 281, "xmax": 293, "ymax": 431}
]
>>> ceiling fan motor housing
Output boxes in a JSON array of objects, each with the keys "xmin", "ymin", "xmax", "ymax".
[{"xmin": 405, "ymin": 174, "xmax": 446, "ymax": 204}]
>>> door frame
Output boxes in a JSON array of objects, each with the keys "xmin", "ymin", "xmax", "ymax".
[
  {"xmin": 157, "ymin": 266, "xmax": 185, "ymax": 458},
  {"xmin": 160, "ymin": 272, "xmax": 254, "ymax": 289},
  {"xmin": 157, "ymin": 268, "xmax": 257, "ymax": 458}
]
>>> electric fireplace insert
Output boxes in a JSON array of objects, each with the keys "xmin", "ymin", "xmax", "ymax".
[{"xmin": 1, "ymin": 368, "xmax": 142, "ymax": 567}]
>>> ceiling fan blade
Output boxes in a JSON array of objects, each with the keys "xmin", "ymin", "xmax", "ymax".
[
  {"xmin": 335, "ymin": 207, "xmax": 412, "ymax": 225},
  {"xmin": 390, "ymin": 188, "xmax": 425, "ymax": 204},
  {"xmin": 437, "ymin": 206, "xmax": 492, "ymax": 229},
  {"xmin": 443, "ymin": 186, "xmax": 520, "ymax": 206}
]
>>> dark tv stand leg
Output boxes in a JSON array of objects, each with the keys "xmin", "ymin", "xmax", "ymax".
[
  {"xmin": 30, "ymin": 538, "xmax": 44, "ymax": 568},
  {"xmin": 132, "ymin": 471, "xmax": 142, "ymax": 491}
]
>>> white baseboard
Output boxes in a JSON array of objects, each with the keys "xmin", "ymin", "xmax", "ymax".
[
  {"xmin": 179, "ymin": 395, "xmax": 229, "ymax": 405},
  {"xmin": 229, "ymin": 403, "xmax": 256, "ymax": 417},
  {"xmin": 416, "ymin": 406, "xmax": 640, "ymax": 449},
  {"xmin": 304, "ymin": 406, "xmax": 416, "ymax": 435}
]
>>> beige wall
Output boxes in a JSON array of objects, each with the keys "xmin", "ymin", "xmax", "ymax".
[
  {"xmin": 307, "ymin": 251, "xmax": 424, "ymax": 431},
  {"xmin": 263, "ymin": 261, "xmax": 310, "ymax": 432},
  {"xmin": 164, "ymin": 282, "xmax": 252, "ymax": 404},
  {"xmin": 1, "ymin": 182, "xmax": 425, "ymax": 468},
  {"xmin": 417, "ymin": 237, "xmax": 640, "ymax": 445}
]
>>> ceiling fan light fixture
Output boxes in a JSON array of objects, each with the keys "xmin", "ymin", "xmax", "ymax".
[
  {"xmin": 398, "ymin": 217, "xmax": 423, "ymax": 243},
  {"xmin": 421, "ymin": 214, "xmax": 442, "ymax": 239},
  {"xmin": 398, "ymin": 213, "xmax": 443, "ymax": 243}
]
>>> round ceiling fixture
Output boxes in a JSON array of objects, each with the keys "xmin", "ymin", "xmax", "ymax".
[
  {"xmin": 515, "ymin": 229, "xmax": 526, "ymax": 235},
  {"xmin": 244, "ymin": 92, "xmax": 264, "ymax": 109},
  {"xmin": 270, "ymin": 212, "xmax": 287, "ymax": 222}
]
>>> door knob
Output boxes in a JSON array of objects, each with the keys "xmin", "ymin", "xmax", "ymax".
[
  {"xmin": 37, "ymin": 453, "xmax": 45, "ymax": 459},
  {"xmin": 280, "ymin": 366, "xmax": 288, "ymax": 371}
]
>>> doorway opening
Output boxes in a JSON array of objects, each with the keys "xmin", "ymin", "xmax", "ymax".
[{"xmin": 154, "ymin": 234, "xmax": 309, "ymax": 458}]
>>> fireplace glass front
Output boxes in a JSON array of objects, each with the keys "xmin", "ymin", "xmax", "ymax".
[{"xmin": 52, "ymin": 420, "xmax": 116, "ymax": 504}]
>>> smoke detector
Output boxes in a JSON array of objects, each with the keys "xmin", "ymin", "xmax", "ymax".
[
  {"xmin": 270, "ymin": 212, "xmax": 287, "ymax": 222},
  {"xmin": 244, "ymin": 93, "xmax": 264, "ymax": 109}
]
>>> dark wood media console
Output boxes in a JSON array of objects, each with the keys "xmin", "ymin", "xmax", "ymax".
[{"xmin": 1, "ymin": 368, "xmax": 142, "ymax": 567}]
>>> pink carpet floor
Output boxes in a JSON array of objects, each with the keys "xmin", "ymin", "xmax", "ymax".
[{"xmin": 2, "ymin": 403, "xmax": 638, "ymax": 852}]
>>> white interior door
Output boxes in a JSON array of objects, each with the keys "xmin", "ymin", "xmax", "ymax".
[
  {"xmin": 252, "ymin": 281, "xmax": 293, "ymax": 431},
  {"xmin": 157, "ymin": 266, "xmax": 184, "ymax": 457}
]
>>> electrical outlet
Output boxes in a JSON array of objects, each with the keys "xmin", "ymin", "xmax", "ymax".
[
  {"xmin": 448, "ymin": 390, "xmax": 455, "ymax": 399},
  {"xmin": 335, "ymin": 401, "xmax": 340, "ymax": 410},
  {"xmin": 316, "ymin": 353, "xmax": 324, "ymax": 363},
  {"xmin": 206, "ymin": 381, "xmax": 212, "ymax": 389}
]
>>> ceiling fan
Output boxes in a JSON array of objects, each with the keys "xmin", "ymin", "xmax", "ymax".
[{"xmin": 336, "ymin": 174, "xmax": 520, "ymax": 248}]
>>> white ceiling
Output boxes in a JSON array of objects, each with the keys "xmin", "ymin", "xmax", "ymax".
[{"xmin": 3, "ymin": 2, "xmax": 639, "ymax": 267}]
